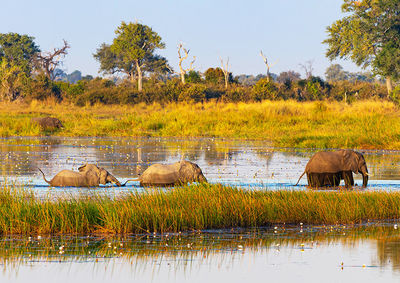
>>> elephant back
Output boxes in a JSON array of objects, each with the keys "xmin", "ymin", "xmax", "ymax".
[
  {"xmin": 140, "ymin": 163, "xmax": 180, "ymax": 185},
  {"xmin": 306, "ymin": 151, "xmax": 344, "ymax": 174}
]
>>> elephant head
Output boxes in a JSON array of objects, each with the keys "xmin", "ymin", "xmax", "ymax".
[
  {"xmin": 340, "ymin": 150, "xmax": 368, "ymax": 187},
  {"xmin": 78, "ymin": 164, "xmax": 121, "ymax": 186},
  {"xmin": 178, "ymin": 161, "xmax": 208, "ymax": 184}
]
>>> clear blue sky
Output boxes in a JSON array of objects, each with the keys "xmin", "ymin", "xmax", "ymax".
[{"xmin": 0, "ymin": 0, "xmax": 364, "ymax": 78}]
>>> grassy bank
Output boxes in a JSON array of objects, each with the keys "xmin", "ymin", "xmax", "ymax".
[
  {"xmin": 0, "ymin": 100, "xmax": 399, "ymax": 149},
  {"xmin": 1, "ymin": 183, "xmax": 400, "ymax": 235}
]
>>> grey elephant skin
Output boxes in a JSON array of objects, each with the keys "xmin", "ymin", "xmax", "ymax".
[
  {"xmin": 32, "ymin": 117, "xmax": 63, "ymax": 130},
  {"xmin": 38, "ymin": 164, "xmax": 121, "ymax": 187},
  {"xmin": 296, "ymin": 149, "xmax": 369, "ymax": 188},
  {"xmin": 133, "ymin": 160, "xmax": 207, "ymax": 187}
]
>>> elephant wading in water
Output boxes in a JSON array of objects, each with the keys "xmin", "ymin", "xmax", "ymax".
[
  {"xmin": 38, "ymin": 164, "xmax": 125, "ymax": 187},
  {"xmin": 295, "ymin": 149, "xmax": 369, "ymax": 188},
  {"xmin": 130, "ymin": 160, "xmax": 207, "ymax": 187}
]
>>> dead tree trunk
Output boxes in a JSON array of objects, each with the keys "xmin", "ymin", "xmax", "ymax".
[
  {"xmin": 178, "ymin": 43, "xmax": 195, "ymax": 84},
  {"xmin": 260, "ymin": 51, "xmax": 277, "ymax": 82},
  {"xmin": 220, "ymin": 57, "xmax": 230, "ymax": 89},
  {"xmin": 136, "ymin": 60, "xmax": 143, "ymax": 92},
  {"xmin": 35, "ymin": 40, "xmax": 70, "ymax": 80}
]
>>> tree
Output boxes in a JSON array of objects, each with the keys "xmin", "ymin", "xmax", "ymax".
[
  {"xmin": 325, "ymin": 64, "xmax": 348, "ymax": 82},
  {"xmin": 220, "ymin": 57, "xmax": 230, "ymax": 89},
  {"xmin": 35, "ymin": 40, "xmax": 70, "ymax": 80},
  {"xmin": 0, "ymin": 32, "xmax": 40, "ymax": 75},
  {"xmin": 204, "ymin": 67, "xmax": 225, "ymax": 85},
  {"xmin": 260, "ymin": 50, "xmax": 277, "ymax": 82},
  {"xmin": 324, "ymin": 0, "xmax": 400, "ymax": 95},
  {"xmin": 0, "ymin": 59, "xmax": 26, "ymax": 101},
  {"xmin": 177, "ymin": 43, "xmax": 195, "ymax": 84},
  {"xmin": 94, "ymin": 21, "xmax": 167, "ymax": 91},
  {"xmin": 277, "ymin": 71, "xmax": 301, "ymax": 84}
]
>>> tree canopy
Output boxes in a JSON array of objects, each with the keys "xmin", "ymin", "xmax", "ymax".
[
  {"xmin": 324, "ymin": 0, "xmax": 400, "ymax": 93},
  {"xmin": 0, "ymin": 33, "xmax": 40, "ymax": 75},
  {"xmin": 94, "ymin": 21, "xmax": 168, "ymax": 91}
]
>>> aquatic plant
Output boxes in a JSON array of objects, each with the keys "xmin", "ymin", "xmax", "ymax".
[{"xmin": 1, "ymin": 183, "xmax": 400, "ymax": 234}]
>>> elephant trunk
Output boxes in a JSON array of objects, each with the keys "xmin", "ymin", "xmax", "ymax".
[
  {"xmin": 362, "ymin": 173, "xmax": 368, "ymax": 188},
  {"xmin": 108, "ymin": 175, "xmax": 121, "ymax": 186},
  {"xmin": 198, "ymin": 174, "xmax": 208, "ymax": 183}
]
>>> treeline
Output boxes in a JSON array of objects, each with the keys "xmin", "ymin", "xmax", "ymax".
[{"xmin": 0, "ymin": 21, "xmax": 392, "ymax": 106}]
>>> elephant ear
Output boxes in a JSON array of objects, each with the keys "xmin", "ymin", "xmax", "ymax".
[
  {"xmin": 99, "ymin": 168, "xmax": 107, "ymax": 185},
  {"xmin": 78, "ymin": 163, "xmax": 88, "ymax": 172},
  {"xmin": 178, "ymin": 161, "xmax": 194, "ymax": 183},
  {"xmin": 342, "ymin": 150, "xmax": 359, "ymax": 173}
]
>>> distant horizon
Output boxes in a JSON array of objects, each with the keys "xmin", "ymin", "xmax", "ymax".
[{"xmin": 1, "ymin": 0, "xmax": 367, "ymax": 79}]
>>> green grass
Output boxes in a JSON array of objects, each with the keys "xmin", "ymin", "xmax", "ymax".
[
  {"xmin": 1, "ymin": 100, "xmax": 400, "ymax": 149},
  {"xmin": 1, "ymin": 183, "xmax": 400, "ymax": 235}
]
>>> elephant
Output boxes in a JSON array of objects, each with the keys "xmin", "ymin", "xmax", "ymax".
[
  {"xmin": 295, "ymin": 149, "xmax": 369, "ymax": 188},
  {"xmin": 38, "ymin": 164, "xmax": 124, "ymax": 187},
  {"xmin": 32, "ymin": 117, "xmax": 63, "ymax": 130},
  {"xmin": 128, "ymin": 160, "xmax": 208, "ymax": 187}
]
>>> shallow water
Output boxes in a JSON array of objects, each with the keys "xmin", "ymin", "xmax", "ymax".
[
  {"xmin": 2, "ymin": 137, "xmax": 400, "ymax": 281},
  {"xmin": 1, "ymin": 224, "xmax": 400, "ymax": 282},
  {"xmin": 1, "ymin": 137, "xmax": 400, "ymax": 196}
]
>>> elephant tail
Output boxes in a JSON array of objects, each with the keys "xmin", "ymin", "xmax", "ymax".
[
  {"xmin": 295, "ymin": 171, "xmax": 306, "ymax": 186},
  {"xmin": 121, "ymin": 178, "xmax": 140, "ymax": 187},
  {"xmin": 38, "ymin": 168, "xmax": 51, "ymax": 185}
]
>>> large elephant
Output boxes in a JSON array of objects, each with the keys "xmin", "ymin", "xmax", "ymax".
[
  {"xmin": 38, "ymin": 164, "xmax": 122, "ymax": 187},
  {"xmin": 130, "ymin": 160, "xmax": 208, "ymax": 187},
  {"xmin": 295, "ymin": 149, "xmax": 369, "ymax": 188}
]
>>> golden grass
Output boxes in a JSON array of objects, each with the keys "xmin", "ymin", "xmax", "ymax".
[
  {"xmin": 0, "ymin": 183, "xmax": 400, "ymax": 235},
  {"xmin": 1, "ymin": 99, "xmax": 399, "ymax": 149}
]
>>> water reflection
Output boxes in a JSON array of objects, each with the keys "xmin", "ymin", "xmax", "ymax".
[
  {"xmin": 1, "ymin": 224, "xmax": 400, "ymax": 282},
  {"xmin": 2, "ymin": 137, "xmax": 400, "ymax": 194}
]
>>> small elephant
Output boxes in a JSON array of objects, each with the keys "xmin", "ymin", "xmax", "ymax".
[
  {"xmin": 295, "ymin": 149, "xmax": 369, "ymax": 188},
  {"xmin": 32, "ymin": 117, "xmax": 63, "ymax": 130},
  {"xmin": 38, "ymin": 164, "xmax": 122, "ymax": 187},
  {"xmin": 129, "ymin": 160, "xmax": 207, "ymax": 187}
]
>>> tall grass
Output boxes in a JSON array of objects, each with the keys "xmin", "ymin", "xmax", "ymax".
[
  {"xmin": 0, "ymin": 100, "xmax": 399, "ymax": 149},
  {"xmin": 1, "ymin": 183, "xmax": 400, "ymax": 235}
]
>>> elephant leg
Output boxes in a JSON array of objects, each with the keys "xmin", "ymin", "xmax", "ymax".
[
  {"xmin": 307, "ymin": 173, "xmax": 322, "ymax": 188},
  {"xmin": 342, "ymin": 171, "xmax": 354, "ymax": 188}
]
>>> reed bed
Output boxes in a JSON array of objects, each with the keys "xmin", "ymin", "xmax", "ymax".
[
  {"xmin": 1, "ymin": 183, "xmax": 400, "ymax": 235},
  {"xmin": 1, "ymin": 100, "xmax": 400, "ymax": 149}
]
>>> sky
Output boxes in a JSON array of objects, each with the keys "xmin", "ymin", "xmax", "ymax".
[{"xmin": 0, "ymin": 0, "xmax": 365, "ymax": 79}]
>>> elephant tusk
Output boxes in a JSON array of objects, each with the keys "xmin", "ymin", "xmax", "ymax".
[{"xmin": 364, "ymin": 172, "xmax": 372, "ymax": 176}]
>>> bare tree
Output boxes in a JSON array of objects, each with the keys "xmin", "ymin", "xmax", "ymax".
[
  {"xmin": 299, "ymin": 60, "xmax": 314, "ymax": 79},
  {"xmin": 35, "ymin": 40, "xmax": 70, "ymax": 80},
  {"xmin": 260, "ymin": 50, "xmax": 278, "ymax": 82},
  {"xmin": 177, "ymin": 43, "xmax": 195, "ymax": 84},
  {"xmin": 220, "ymin": 57, "xmax": 230, "ymax": 89}
]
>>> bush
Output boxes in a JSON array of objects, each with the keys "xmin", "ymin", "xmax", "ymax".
[
  {"xmin": 179, "ymin": 84, "xmax": 207, "ymax": 102},
  {"xmin": 252, "ymin": 78, "xmax": 279, "ymax": 101}
]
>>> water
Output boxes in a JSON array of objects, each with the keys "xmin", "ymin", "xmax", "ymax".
[
  {"xmin": 1, "ymin": 224, "xmax": 400, "ymax": 282},
  {"xmin": 1, "ymin": 137, "xmax": 400, "ymax": 196},
  {"xmin": 2, "ymin": 137, "xmax": 400, "ymax": 281}
]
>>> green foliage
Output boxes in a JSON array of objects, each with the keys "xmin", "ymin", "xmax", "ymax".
[
  {"xmin": 179, "ymin": 84, "xmax": 207, "ymax": 103},
  {"xmin": 185, "ymin": 70, "xmax": 202, "ymax": 83},
  {"xmin": 204, "ymin": 68, "xmax": 225, "ymax": 85},
  {"xmin": 252, "ymin": 78, "xmax": 279, "ymax": 101},
  {"xmin": 324, "ymin": 0, "xmax": 400, "ymax": 88},
  {"xmin": 0, "ymin": 33, "xmax": 40, "ymax": 75},
  {"xmin": 22, "ymin": 74, "xmax": 61, "ymax": 102},
  {"xmin": 0, "ymin": 59, "xmax": 27, "ymax": 101},
  {"xmin": 94, "ymin": 21, "xmax": 168, "ymax": 89}
]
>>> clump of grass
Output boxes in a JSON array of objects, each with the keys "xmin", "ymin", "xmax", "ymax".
[
  {"xmin": 1, "ymin": 183, "xmax": 400, "ymax": 235},
  {"xmin": 0, "ymin": 100, "xmax": 400, "ymax": 149}
]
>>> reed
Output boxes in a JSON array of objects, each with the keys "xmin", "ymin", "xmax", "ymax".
[
  {"xmin": 0, "ymin": 100, "xmax": 399, "ymax": 149},
  {"xmin": 1, "ymin": 183, "xmax": 400, "ymax": 235}
]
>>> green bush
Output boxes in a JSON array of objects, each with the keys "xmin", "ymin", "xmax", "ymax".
[{"xmin": 252, "ymin": 78, "xmax": 279, "ymax": 101}]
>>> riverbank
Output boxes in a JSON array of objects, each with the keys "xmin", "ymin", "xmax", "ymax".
[
  {"xmin": 1, "ymin": 183, "xmax": 400, "ymax": 235},
  {"xmin": 1, "ymin": 100, "xmax": 399, "ymax": 149}
]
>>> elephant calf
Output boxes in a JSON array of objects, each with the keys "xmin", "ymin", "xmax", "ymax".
[
  {"xmin": 129, "ymin": 160, "xmax": 208, "ymax": 187},
  {"xmin": 39, "ymin": 164, "xmax": 122, "ymax": 187},
  {"xmin": 295, "ymin": 149, "xmax": 369, "ymax": 188}
]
